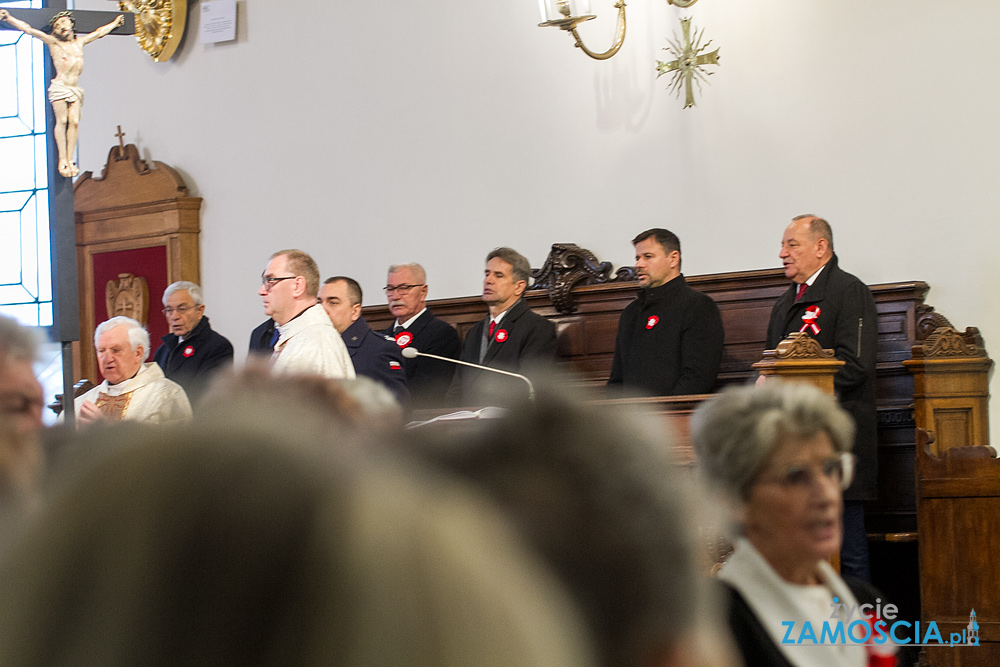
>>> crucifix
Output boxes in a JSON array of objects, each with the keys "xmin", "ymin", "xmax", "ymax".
[
  {"xmin": 1, "ymin": 3, "xmax": 134, "ymax": 425},
  {"xmin": 0, "ymin": 6, "xmax": 134, "ymax": 177}
]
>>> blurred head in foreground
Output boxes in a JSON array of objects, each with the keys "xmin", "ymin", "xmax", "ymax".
[
  {"xmin": 692, "ymin": 380, "xmax": 854, "ymax": 582},
  {"xmin": 0, "ymin": 403, "xmax": 593, "ymax": 667},
  {"xmin": 411, "ymin": 388, "xmax": 733, "ymax": 667},
  {"xmin": 0, "ymin": 315, "xmax": 45, "ymax": 513}
]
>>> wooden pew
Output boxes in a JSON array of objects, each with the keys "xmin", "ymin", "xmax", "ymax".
[{"xmin": 915, "ymin": 429, "xmax": 999, "ymax": 667}]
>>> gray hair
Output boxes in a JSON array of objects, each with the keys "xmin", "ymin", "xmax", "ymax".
[
  {"xmin": 792, "ymin": 214, "xmax": 834, "ymax": 251},
  {"xmin": 691, "ymin": 381, "xmax": 854, "ymax": 502},
  {"xmin": 486, "ymin": 247, "xmax": 531, "ymax": 284},
  {"xmin": 162, "ymin": 281, "xmax": 203, "ymax": 306},
  {"xmin": 387, "ymin": 263, "xmax": 427, "ymax": 284},
  {"xmin": 0, "ymin": 315, "xmax": 41, "ymax": 363},
  {"xmin": 94, "ymin": 317, "xmax": 150, "ymax": 359}
]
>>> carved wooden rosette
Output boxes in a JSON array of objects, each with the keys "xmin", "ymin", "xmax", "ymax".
[
  {"xmin": 105, "ymin": 273, "xmax": 149, "ymax": 325},
  {"xmin": 752, "ymin": 332, "xmax": 844, "ymax": 395},
  {"xmin": 530, "ymin": 243, "xmax": 639, "ymax": 314},
  {"xmin": 904, "ymin": 326, "xmax": 992, "ymax": 456}
]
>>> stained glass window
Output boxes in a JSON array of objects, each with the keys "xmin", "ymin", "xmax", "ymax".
[
  {"xmin": 1, "ymin": 0, "xmax": 63, "ymax": 423},
  {"xmin": 0, "ymin": 0, "xmax": 52, "ymax": 327}
]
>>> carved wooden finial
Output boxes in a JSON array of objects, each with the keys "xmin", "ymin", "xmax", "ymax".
[
  {"xmin": 530, "ymin": 243, "xmax": 639, "ymax": 314},
  {"xmin": 772, "ymin": 332, "xmax": 838, "ymax": 360},
  {"xmin": 912, "ymin": 326, "xmax": 988, "ymax": 359}
]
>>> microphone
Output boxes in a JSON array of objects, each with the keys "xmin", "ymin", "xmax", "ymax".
[{"xmin": 401, "ymin": 346, "xmax": 535, "ymax": 400}]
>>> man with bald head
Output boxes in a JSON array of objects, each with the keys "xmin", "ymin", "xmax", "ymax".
[
  {"xmin": 381, "ymin": 262, "xmax": 459, "ymax": 406},
  {"xmin": 765, "ymin": 214, "xmax": 878, "ymax": 581}
]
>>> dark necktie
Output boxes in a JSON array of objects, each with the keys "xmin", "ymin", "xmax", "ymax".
[
  {"xmin": 795, "ymin": 283, "xmax": 807, "ymax": 301},
  {"xmin": 393, "ymin": 324, "xmax": 403, "ymax": 334}
]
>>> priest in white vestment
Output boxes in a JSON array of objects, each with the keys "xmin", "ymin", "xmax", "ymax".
[
  {"xmin": 73, "ymin": 317, "xmax": 192, "ymax": 425},
  {"xmin": 259, "ymin": 249, "xmax": 355, "ymax": 380}
]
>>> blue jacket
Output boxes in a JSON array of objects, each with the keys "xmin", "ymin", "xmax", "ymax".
[{"xmin": 343, "ymin": 317, "xmax": 410, "ymax": 406}]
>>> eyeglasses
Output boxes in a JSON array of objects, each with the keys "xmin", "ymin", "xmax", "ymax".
[
  {"xmin": 261, "ymin": 276, "xmax": 297, "ymax": 292},
  {"xmin": 162, "ymin": 305, "xmax": 198, "ymax": 316},
  {"xmin": 383, "ymin": 283, "xmax": 425, "ymax": 296},
  {"xmin": 756, "ymin": 452, "xmax": 855, "ymax": 491}
]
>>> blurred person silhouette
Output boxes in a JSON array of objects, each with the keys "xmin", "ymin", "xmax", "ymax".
[
  {"xmin": 0, "ymin": 400, "xmax": 595, "ymax": 667},
  {"xmin": 410, "ymin": 386, "xmax": 736, "ymax": 667}
]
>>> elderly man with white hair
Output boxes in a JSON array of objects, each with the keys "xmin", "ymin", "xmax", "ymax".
[
  {"xmin": 73, "ymin": 317, "xmax": 192, "ymax": 426},
  {"xmin": 152, "ymin": 281, "xmax": 233, "ymax": 403}
]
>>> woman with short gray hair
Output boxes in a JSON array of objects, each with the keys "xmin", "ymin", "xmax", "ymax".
[{"xmin": 692, "ymin": 381, "xmax": 896, "ymax": 667}]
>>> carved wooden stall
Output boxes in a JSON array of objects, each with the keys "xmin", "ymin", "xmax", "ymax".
[{"xmin": 74, "ymin": 143, "xmax": 201, "ymax": 384}]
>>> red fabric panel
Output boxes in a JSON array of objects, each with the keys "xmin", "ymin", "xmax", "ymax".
[{"xmin": 91, "ymin": 245, "xmax": 170, "ymax": 380}]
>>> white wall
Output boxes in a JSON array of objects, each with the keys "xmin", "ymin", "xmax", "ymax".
[{"xmin": 73, "ymin": 1, "xmax": 999, "ymax": 435}]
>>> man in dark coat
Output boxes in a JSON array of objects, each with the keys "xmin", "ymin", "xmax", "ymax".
[
  {"xmin": 153, "ymin": 281, "xmax": 234, "ymax": 404},
  {"xmin": 449, "ymin": 247, "xmax": 556, "ymax": 406},
  {"xmin": 320, "ymin": 276, "xmax": 409, "ymax": 406},
  {"xmin": 607, "ymin": 228, "xmax": 724, "ymax": 396},
  {"xmin": 380, "ymin": 263, "xmax": 459, "ymax": 407},
  {"xmin": 765, "ymin": 214, "xmax": 878, "ymax": 581}
]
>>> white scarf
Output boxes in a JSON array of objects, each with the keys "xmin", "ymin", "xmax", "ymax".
[{"xmin": 718, "ymin": 538, "xmax": 867, "ymax": 667}]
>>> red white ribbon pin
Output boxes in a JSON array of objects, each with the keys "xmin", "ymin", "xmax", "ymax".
[
  {"xmin": 646, "ymin": 316, "xmax": 659, "ymax": 330},
  {"xmin": 182, "ymin": 346, "xmax": 195, "ymax": 357},
  {"xmin": 394, "ymin": 331, "xmax": 412, "ymax": 348},
  {"xmin": 800, "ymin": 306, "xmax": 821, "ymax": 335},
  {"xmin": 494, "ymin": 329, "xmax": 508, "ymax": 343}
]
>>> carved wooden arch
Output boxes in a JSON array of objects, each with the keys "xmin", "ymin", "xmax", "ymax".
[{"xmin": 74, "ymin": 142, "xmax": 201, "ymax": 383}]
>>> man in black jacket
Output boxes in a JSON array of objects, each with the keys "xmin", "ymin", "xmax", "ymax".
[
  {"xmin": 153, "ymin": 281, "xmax": 234, "ymax": 404},
  {"xmin": 765, "ymin": 214, "xmax": 878, "ymax": 581},
  {"xmin": 608, "ymin": 228, "xmax": 724, "ymax": 396},
  {"xmin": 381, "ymin": 263, "xmax": 459, "ymax": 407},
  {"xmin": 449, "ymin": 247, "xmax": 556, "ymax": 406}
]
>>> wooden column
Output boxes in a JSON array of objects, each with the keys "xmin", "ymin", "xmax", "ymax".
[
  {"xmin": 752, "ymin": 332, "xmax": 844, "ymax": 395},
  {"xmin": 902, "ymin": 326, "xmax": 992, "ymax": 457}
]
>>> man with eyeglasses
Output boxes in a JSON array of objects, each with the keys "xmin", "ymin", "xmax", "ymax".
[
  {"xmin": 152, "ymin": 281, "xmax": 234, "ymax": 404},
  {"xmin": 380, "ymin": 263, "xmax": 459, "ymax": 406},
  {"xmin": 259, "ymin": 249, "xmax": 355, "ymax": 380}
]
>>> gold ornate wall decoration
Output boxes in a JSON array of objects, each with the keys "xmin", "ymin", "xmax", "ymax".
[
  {"xmin": 667, "ymin": 0, "xmax": 700, "ymax": 6},
  {"xmin": 656, "ymin": 17, "xmax": 720, "ymax": 108},
  {"xmin": 117, "ymin": 0, "xmax": 186, "ymax": 62},
  {"xmin": 105, "ymin": 273, "xmax": 149, "ymax": 325}
]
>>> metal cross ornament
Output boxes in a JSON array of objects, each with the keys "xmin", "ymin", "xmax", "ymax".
[{"xmin": 656, "ymin": 17, "xmax": 720, "ymax": 109}]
